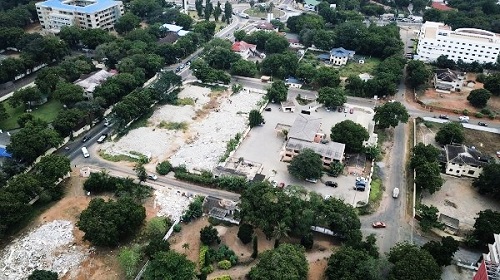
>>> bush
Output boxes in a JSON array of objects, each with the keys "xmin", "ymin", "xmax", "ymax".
[
  {"xmin": 211, "ymin": 276, "xmax": 231, "ymax": 280},
  {"xmin": 145, "ymin": 217, "xmax": 169, "ymax": 239},
  {"xmin": 118, "ymin": 245, "xmax": 143, "ymax": 279},
  {"xmin": 476, "ymin": 73, "xmax": 486, "ymax": 83},
  {"xmin": 475, "ymin": 112, "xmax": 484, "ymax": 118},
  {"xmin": 156, "ymin": 161, "xmax": 172, "ymax": 175},
  {"xmin": 200, "ymin": 225, "xmax": 220, "ymax": 245},
  {"xmin": 206, "ymin": 245, "xmax": 238, "ymax": 265},
  {"xmin": 453, "ymin": 109, "xmax": 459, "ymax": 114},
  {"xmin": 300, "ymin": 233, "xmax": 314, "ymax": 250},
  {"xmin": 200, "ymin": 264, "xmax": 214, "ymax": 275},
  {"xmin": 480, "ymin": 108, "xmax": 492, "ymax": 115},
  {"xmin": 144, "ymin": 236, "xmax": 170, "ymax": 259},
  {"xmin": 199, "ymin": 245, "xmax": 209, "ymax": 268},
  {"xmin": 237, "ymin": 224, "xmax": 254, "ymax": 244},
  {"xmin": 173, "ymin": 224, "xmax": 182, "ymax": 232},
  {"xmin": 462, "ymin": 109, "xmax": 469, "ymax": 116},
  {"xmin": 488, "ymin": 114, "xmax": 496, "ymax": 119},
  {"xmin": 218, "ymin": 260, "xmax": 232, "ymax": 270},
  {"xmin": 182, "ymin": 195, "xmax": 205, "ymax": 222}
]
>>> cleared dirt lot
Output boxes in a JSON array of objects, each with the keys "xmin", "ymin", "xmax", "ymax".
[{"xmin": 233, "ymin": 100, "xmax": 374, "ymax": 206}]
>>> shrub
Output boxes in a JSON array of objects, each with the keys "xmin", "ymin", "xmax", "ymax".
[
  {"xmin": 145, "ymin": 217, "xmax": 169, "ymax": 239},
  {"xmin": 237, "ymin": 224, "xmax": 254, "ymax": 244},
  {"xmin": 173, "ymin": 224, "xmax": 182, "ymax": 232},
  {"xmin": 453, "ymin": 109, "xmax": 459, "ymax": 114},
  {"xmin": 476, "ymin": 73, "xmax": 486, "ymax": 83},
  {"xmin": 199, "ymin": 245, "xmax": 209, "ymax": 268},
  {"xmin": 475, "ymin": 112, "xmax": 484, "ymax": 118},
  {"xmin": 156, "ymin": 161, "xmax": 172, "ymax": 175},
  {"xmin": 488, "ymin": 114, "xmax": 495, "ymax": 119},
  {"xmin": 211, "ymin": 276, "xmax": 231, "ymax": 280},
  {"xmin": 251, "ymin": 235, "xmax": 258, "ymax": 259},
  {"xmin": 300, "ymin": 233, "xmax": 314, "ymax": 250},
  {"xmin": 200, "ymin": 225, "xmax": 220, "ymax": 245},
  {"xmin": 182, "ymin": 195, "xmax": 205, "ymax": 222},
  {"xmin": 462, "ymin": 109, "xmax": 469, "ymax": 116},
  {"xmin": 218, "ymin": 260, "xmax": 232, "ymax": 270},
  {"xmin": 480, "ymin": 108, "xmax": 492, "ymax": 115},
  {"xmin": 206, "ymin": 245, "xmax": 238, "ymax": 265},
  {"xmin": 200, "ymin": 264, "xmax": 214, "ymax": 275}
]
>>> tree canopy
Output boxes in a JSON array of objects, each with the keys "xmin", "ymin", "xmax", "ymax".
[
  {"xmin": 422, "ymin": 236, "xmax": 460, "ymax": 267},
  {"xmin": 388, "ymin": 242, "xmax": 441, "ymax": 280},
  {"xmin": 287, "ymin": 148, "xmax": 323, "ymax": 180},
  {"xmin": 143, "ymin": 251, "xmax": 196, "ymax": 280},
  {"xmin": 317, "ymin": 87, "xmax": 346, "ymax": 108},
  {"xmin": 471, "ymin": 209, "xmax": 500, "ymax": 248},
  {"xmin": 435, "ymin": 122, "xmax": 465, "ymax": 145},
  {"xmin": 28, "ymin": 270, "xmax": 58, "ymax": 280},
  {"xmin": 248, "ymin": 244, "xmax": 308, "ymax": 280},
  {"xmin": 473, "ymin": 163, "xmax": 500, "ymax": 199},
  {"xmin": 330, "ymin": 120, "xmax": 369, "ymax": 153},
  {"xmin": 467, "ymin": 88, "xmax": 491, "ymax": 108},
  {"xmin": 266, "ymin": 80, "xmax": 288, "ymax": 103},
  {"xmin": 249, "ymin": 109, "xmax": 264, "ymax": 128},
  {"xmin": 373, "ymin": 101, "xmax": 409, "ymax": 129},
  {"xmin": 326, "ymin": 246, "xmax": 383, "ymax": 280},
  {"xmin": 406, "ymin": 60, "xmax": 431, "ymax": 89}
]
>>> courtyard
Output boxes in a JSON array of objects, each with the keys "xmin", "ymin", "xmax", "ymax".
[{"xmin": 232, "ymin": 98, "xmax": 376, "ymax": 206}]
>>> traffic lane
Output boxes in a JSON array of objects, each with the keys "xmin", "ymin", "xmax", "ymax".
[{"xmin": 58, "ymin": 124, "xmax": 111, "ymax": 161}]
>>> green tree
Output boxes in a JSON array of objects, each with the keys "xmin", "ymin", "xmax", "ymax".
[
  {"xmin": 134, "ymin": 164, "xmax": 147, "ymax": 183},
  {"xmin": 145, "ymin": 217, "xmax": 168, "ymax": 239},
  {"xmin": 484, "ymin": 73, "xmax": 500, "ymax": 96},
  {"xmin": 205, "ymin": 47, "xmax": 240, "ymax": 70},
  {"xmin": 233, "ymin": 30, "xmax": 246, "ymax": 41},
  {"xmin": 145, "ymin": 236, "xmax": 170, "ymax": 259},
  {"xmin": 422, "ymin": 236, "xmax": 460, "ymax": 266},
  {"xmin": 313, "ymin": 67, "xmax": 340, "ymax": 88},
  {"xmin": 34, "ymin": 154, "xmax": 71, "ymax": 185},
  {"xmin": 248, "ymin": 109, "xmax": 264, "ymax": 128},
  {"xmin": 175, "ymin": 13, "xmax": 193, "ymax": 30},
  {"xmin": 204, "ymin": 0, "xmax": 213, "ymax": 20},
  {"xmin": 260, "ymin": 52, "xmax": 299, "ymax": 78},
  {"xmin": 114, "ymin": 12, "xmax": 140, "ymax": 34},
  {"xmin": 471, "ymin": 209, "xmax": 500, "ymax": 248},
  {"xmin": 473, "ymin": 163, "xmax": 500, "ymax": 198},
  {"xmin": 330, "ymin": 120, "xmax": 369, "ymax": 153},
  {"xmin": 58, "ymin": 26, "xmax": 82, "ymax": 49},
  {"xmin": 264, "ymin": 34, "xmax": 290, "ymax": 54},
  {"xmin": 53, "ymin": 81, "xmax": 85, "ymax": 107},
  {"xmin": 200, "ymin": 225, "xmax": 220, "ymax": 245},
  {"xmin": 435, "ymin": 122, "xmax": 465, "ymax": 145},
  {"xmin": 0, "ymin": 103, "xmax": 8, "ymax": 123},
  {"xmin": 410, "ymin": 143, "xmax": 441, "ymax": 170},
  {"xmin": 416, "ymin": 204, "xmax": 442, "ymax": 232},
  {"xmin": 387, "ymin": 242, "xmax": 441, "ymax": 280},
  {"xmin": 406, "ymin": 60, "xmax": 431, "ymax": 89},
  {"xmin": 467, "ymin": 88, "xmax": 491, "ymax": 108},
  {"xmin": 272, "ymin": 222, "xmax": 290, "ymax": 248},
  {"xmin": 345, "ymin": 75, "xmax": 366, "ymax": 97},
  {"xmin": 237, "ymin": 223, "xmax": 254, "ymax": 244},
  {"xmin": 143, "ymin": 251, "xmax": 196, "ymax": 280},
  {"xmin": 248, "ymin": 244, "xmax": 308, "ymax": 280},
  {"xmin": 17, "ymin": 113, "xmax": 34, "ymax": 128},
  {"xmin": 35, "ymin": 67, "xmax": 64, "ymax": 94},
  {"xmin": 77, "ymin": 197, "xmax": 146, "ymax": 247},
  {"xmin": 52, "ymin": 108, "xmax": 84, "ymax": 137},
  {"xmin": 28, "ymin": 270, "xmax": 58, "ymax": 280},
  {"xmin": 231, "ymin": 59, "xmax": 257, "ymax": 77},
  {"xmin": 9, "ymin": 86, "xmax": 43, "ymax": 109},
  {"xmin": 224, "ymin": 1, "xmax": 233, "ymax": 24},
  {"xmin": 317, "ymin": 87, "xmax": 347, "ymax": 108},
  {"xmin": 251, "ymin": 235, "xmax": 258, "ymax": 258},
  {"xmin": 295, "ymin": 63, "xmax": 316, "ymax": 84},
  {"xmin": 373, "ymin": 101, "xmax": 409, "ymax": 129},
  {"xmin": 118, "ymin": 246, "xmax": 142, "ymax": 279},
  {"xmin": 415, "ymin": 161, "xmax": 443, "ymax": 194},
  {"xmin": 156, "ymin": 161, "xmax": 172, "ymax": 175},
  {"xmin": 326, "ymin": 246, "xmax": 383, "ymax": 280},
  {"xmin": 328, "ymin": 161, "xmax": 344, "ymax": 177},
  {"xmin": 287, "ymin": 148, "xmax": 323, "ymax": 180},
  {"xmin": 213, "ymin": 1, "xmax": 222, "ymax": 21},
  {"xmin": 266, "ymin": 80, "xmax": 288, "ymax": 103}
]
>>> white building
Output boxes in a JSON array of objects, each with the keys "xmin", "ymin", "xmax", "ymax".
[
  {"xmin": 36, "ymin": 0, "xmax": 124, "ymax": 33},
  {"xmin": 416, "ymin": 21, "xmax": 500, "ymax": 64},
  {"xmin": 441, "ymin": 144, "xmax": 489, "ymax": 178}
]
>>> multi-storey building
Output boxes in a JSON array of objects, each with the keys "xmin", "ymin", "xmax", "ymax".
[
  {"xmin": 36, "ymin": 0, "xmax": 124, "ymax": 32},
  {"xmin": 473, "ymin": 233, "xmax": 500, "ymax": 280},
  {"xmin": 416, "ymin": 21, "xmax": 500, "ymax": 64}
]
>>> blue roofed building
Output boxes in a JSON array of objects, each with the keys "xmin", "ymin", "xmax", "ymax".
[
  {"xmin": 285, "ymin": 76, "xmax": 303, "ymax": 89},
  {"xmin": 304, "ymin": 0, "xmax": 320, "ymax": 11},
  {"xmin": 329, "ymin": 47, "xmax": 355, "ymax": 66},
  {"xmin": 35, "ymin": 0, "xmax": 124, "ymax": 32}
]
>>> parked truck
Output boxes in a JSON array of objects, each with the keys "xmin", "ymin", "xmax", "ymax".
[{"xmin": 261, "ymin": 76, "xmax": 271, "ymax": 83}]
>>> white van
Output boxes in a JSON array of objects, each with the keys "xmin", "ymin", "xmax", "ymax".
[
  {"xmin": 81, "ymin": 147, "xmax": 90, "ymax": 158},
  {"xmin": 458, "ymin": 116, "xmax": 470, "ymax": 123},
  {"xmin": 393, "ymin": 187, "xmax": 400, "ymax": 198}
]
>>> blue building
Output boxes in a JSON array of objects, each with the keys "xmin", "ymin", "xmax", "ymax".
[{"xmin": 329, "ymin": 47, "xmax": 355, "ymax": 66}]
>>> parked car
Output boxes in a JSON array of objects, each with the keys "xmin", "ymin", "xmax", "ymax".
[
  {"xmin": 337, "ymin": 107, "xmax": 343, "ymax": 112},
  {"xmin": 343, "ymin": 108, "xmax": 348, "ymax": 113},
  {"xmin": 81, "ymin": 135, "xmax": 89, "ymax": 143},
  {"xmin": 497, "ymin": 151, "xmax": 500, "ymax": 158},
  {"xmin": 438, "ymin": 114, "xmax": 449, "ymax": 120},
  {"xmin": 97, "ymin": 133, "xmax": 107, "ymax": 143},
  {"xmin": 325, "ymin": 181, "xmax": 338, "ymax": 187},
  {"xmin": 264, "ymin": 107, "xmax": 272, "ymax": 111},
  {"xmin": 353, "ymin": 185, "xmax": 365, "ymax": 191},
  {"xmin": 305, "ymin": 178, "xmax": 318, "ymax": 183},
  {"xmin": 147, "ymin": 174, "xmax": 158, "ymax": 180},
  {"xmin": 372, "ymin": 221, "xmax": 386, "ymax": 228},
  {"xmin": 350, "ymin": 108, "xmax": 354, "ymax": 114},
  {"xmin": 478, "ymin": 122, "xmax": 488, "ymax": 126}
]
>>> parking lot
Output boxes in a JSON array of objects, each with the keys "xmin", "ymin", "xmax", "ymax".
[{"xmin": 233, "ymin": 98, "xmax": 375, "ymax": 206}]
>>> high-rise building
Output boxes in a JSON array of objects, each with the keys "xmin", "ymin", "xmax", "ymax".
[
  {"xmin": 35, "ymin": 0, "xmax": 124, "ymax": 33},
  {"xmin": 416, "ymin": 21, "xmax": 500, "ymax": 64},
  {"xmin": 473, "ymin": 234, "xmax": 500, "ymax": 280}
]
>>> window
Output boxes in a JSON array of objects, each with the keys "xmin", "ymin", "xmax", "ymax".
[
  {"xmin": 468, "ymin": 170, "xmax": 475, "ymax": 175},
  {"xmin": 456, "ymin": 170, "xmax": 460, "ymax": 173},
  {"xmin": 449, "ymin": 169, "xmax": 453, "ymax": 172}
]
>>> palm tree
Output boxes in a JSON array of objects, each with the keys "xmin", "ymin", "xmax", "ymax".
[
  {"xmin": 272, "ymin": 222, "xmax": 290, "ymax": 248},
  {"xmin": 182, "ymin": 243, "xmax": 190, "ymax": 253}
]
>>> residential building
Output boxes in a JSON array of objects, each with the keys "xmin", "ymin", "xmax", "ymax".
[
  {"xmin": 440, "ymin": 144, "xmax": 489, "ymax": 178},
  {"xmin": 416, "ymin": 21, "xmax": 500, "ymax": 64},
  {"xmin": 433, "ymin": 68, "xmax": 465, "ymax": 93},
  {"xmin": 75, "ymin": 69, "xmax": 116, "ymax": 99},
  {"xmin": 304, "ymin": 0, "xmax": 320, "ymax": 11},
  {"xmin": 329, "ymin": 47, "xmax": 355, "ymax": 66},
  {"xmin": 285, "ymin": 76, "xmax": 303, "ymax": 88},
  {"xmin": 281, "ymin": 115, "xmax": 345, "ymax": 167},
  {"xmin": 288, "ymin": 38, "xmax": 304, "ymax": 49},
  {"xmin": 473, "ymin": 233, "xmax": 500, "ymax": 280},
  {"xmin": 430, "ymin": 2, "xmax": 454, "ymax": 11},
  {"xmin": 255, "ymin": 22, "xmax": 278, "ymax": 32},
  {"xmin": 35, "ymin": 0, "xmax": 124, "ymax": 32},
  {"xmin": 161, "ymin": 23, "xmax": 190, "ymax": 37},
  {"xmin": 231, "ymin": 41, "xmax": 257, "ymax": 59},
  {"xmin": 280, "ymin": 100, "xmax": 296, "ymax": 112}
]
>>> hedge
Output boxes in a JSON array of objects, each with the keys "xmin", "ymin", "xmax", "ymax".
[{"xmin": 210, "ymin": 276, "xmax": 231, "ymax": 280}]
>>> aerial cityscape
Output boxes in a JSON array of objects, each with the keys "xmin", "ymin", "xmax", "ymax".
[{"xmin": 0, "ymin": 0, "xmax": 500, "ymax": 279}]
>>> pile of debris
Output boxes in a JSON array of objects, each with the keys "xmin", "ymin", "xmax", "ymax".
[
  {"xmin": 0, "ymin": 220, "xmax": 87, "ymax": 279},
  {"xmin": 154, "ymin": 188, "xmax": 193, "ymax": 220}
]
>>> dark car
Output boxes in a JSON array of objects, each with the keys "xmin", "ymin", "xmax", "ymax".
[
  {"xmin": 325, "ymin": 181, "xmax": 338, "ymax": 187},
  {"xmin": 264, "ymin": 107, "xmax": 272, "ymax": 111},
  {"xmin": 81, "ymin": 135, "xmax": 90, "ymax": 143},
  {"xmin": 478, "ymin": 122, "xmax": 488, "ymax": 126},
  {"xmin": 438, "ymin": 114, "xmax": 449, "ymax": 120},
  {"xmin": 337, "ymin": 107, "xmax": 343, "ymax": 112},
  {"xmin": 353, "ymin": 185, "xmax": 366, "ymax": 191}
]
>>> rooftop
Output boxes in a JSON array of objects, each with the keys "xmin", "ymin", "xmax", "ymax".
[
  {"xmin": 285, "ymin": 76, "xmax": 302, "ymax": 85},
  {"xmin": 435, "ymin": 68, "xmax": 459, "ymax": 82},
  {"xmin": 36, "ymin": 0, "xmax": 122, "ymax": 13},
  {"xmin": 75, "ymin": 69, "xmax": 116, "ymax": 93},
  {"xmin": 255, "ymin": 22, "xmax": 276, "ymax": 30},
  {"xmin": 443, "ymin": 144, "xmax": 489, "ymax": 167},
  {"xmin": 286, "ymin": 138, "xmax": 345, "ymax": 161},
  {"xmin": 329, "ymin": 47, "xmax": 355, "ymax": 58},
  {"xmin": 231, "ymin": 41, "xmax": 256, "ymax": 52},
  {"xmin": 431, "ymin": 2, "xmax": 453, "ymax": 11},
  {"xmin": 161, "ymin": 24, "xmax": 183, "ymax": 32},
  {"xmin": 288, "ymin": 114, "xmax": 322, "ymax": 142}
]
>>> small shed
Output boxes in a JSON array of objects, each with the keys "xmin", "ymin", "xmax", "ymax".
[
  {"xmin": 439, "ymin": 213, "xmax": 460, "ymax": 235},
  {"xmin": 280, "ymin": 100, "xmax": 296, "ymax": 112}
]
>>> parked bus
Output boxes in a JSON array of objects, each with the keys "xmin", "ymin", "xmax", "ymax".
[{"xmin": 81, "ymin": 147, "xmax": 89, "ymax": 158}]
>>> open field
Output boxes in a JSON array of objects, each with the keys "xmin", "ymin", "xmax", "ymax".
[
  {"xmin": 338, "ymin": 58, "xmax": 381, "ymax": 78},
  {"xmin": 0, "ymin": 99, "xmax": 63, "ymax": 130}
]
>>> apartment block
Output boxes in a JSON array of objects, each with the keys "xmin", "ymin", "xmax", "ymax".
[
  {"xmin": 416, "ymin": 21, "xmax": 500, "ymax": 64},
  {"xmin": 36, "ymin": 0, "xmax": 124, "ymax": 32}
]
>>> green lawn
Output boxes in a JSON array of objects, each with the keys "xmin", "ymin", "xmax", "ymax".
[
  {"xmin": 369, "ymin": 178, "xmax": 383, "ymax": 204},
  {"xmin": 338, "ymin": 58, "xmax": 381, "ymax": 78},
  {"xmin": 0, "ymin": 99, "xmax": 63, "ymax": 130}
]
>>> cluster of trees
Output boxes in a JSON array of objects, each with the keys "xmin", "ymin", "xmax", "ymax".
[
  {"xmin": 423, "ymin": 0, "xmax": 500, "ymax": 33},
  {"xmin": 406, "ymin": 60, "xmax": 432, "ymax": 89},
  {"xmin": 410, "ymin": 143, "xmax": 444, "ymax": 194},
  {"xmin": 240, "ymin": 182, "xmax": 362, "ymax": 246},
  {"xmin": 435, "ymin": 122, "xmax": 465, "ymax": 146},
  {"xmin": 0, "ymin": 154, "xmax": 71, "ymax": 237},
  {"xmin": 331, "ymin": 120, "xmax": 370, "ymax": 153},
  {"xmin": 248, "ymin": 244, "xmax": 308, "ymax": 280},
  {"xmin": 194, "ymin": 0, "xmax": 233, "ymax": 23},
  {"xmin": 473, "ymin": 163, "xmax": 500, "ymax": 199},
  {"xmin": 373, "ymin": 101, "xmax": 410, "ymax": 129},
  {"xmin": 468, "ymin": 209, "xmax": 500, "ymax": 248},
  {"xmin": 0, "ymin": 3, "xmax": 36, "ymax": 29}
]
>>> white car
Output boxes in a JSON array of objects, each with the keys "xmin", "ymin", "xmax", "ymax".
[
  {"xmin": 458, "ymin": 116, "xmax": 470, "ymax": 123},
  {"xmin": 305, "ymin": 178, "xmax": 318, "ymax": 183},
  {"xmin": 147, "ymin": 174, "xmax": 158, "ymax": 180},
  {"xmin": 393, "ymin": 187, "xmax": 400, "ymax": 198}
]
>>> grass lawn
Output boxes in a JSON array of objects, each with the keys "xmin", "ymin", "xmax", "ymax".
[
  {"xmin": 369, "ymin": 178, "xmax": 383, "ymax": 204},
  {"xmin": 0, "ymin": 99, "xmax": 63, "ymax": 130},
  {"xmin": 338, "ymin": 58, "xmax": 381, "ymax": 78},
  {"xmin": 244, "ymin": 7, "xmax": 285, "ymax": 18}
]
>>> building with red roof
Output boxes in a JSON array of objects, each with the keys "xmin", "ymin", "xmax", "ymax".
[{"xmin": 231, "ymin": 41, "xmax": 257, "ymax": 59}]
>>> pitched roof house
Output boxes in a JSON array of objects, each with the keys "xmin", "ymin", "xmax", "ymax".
[
  {"xmin": 440, "ymin": 144, "xmax": 489, "ymax": 178},
  {"xmin": 434, "ymin": 68, "xmax": 465, "ymax": 93},
  {"xmin": 255, "ymin": 22, "xmax": 278, "ymax": 32},
  {"xmin": 231, "ymin": 41, "xmax": 257, "ymax": 59},
  {"xmin": 329, "ymin": 47, "xmax": 356, "ymax": 66}
]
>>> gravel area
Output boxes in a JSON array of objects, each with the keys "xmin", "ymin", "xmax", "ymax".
[
  {"xmin": 0, "ymin": 220, "xmax": 87, "ymax": 279},
  {"xmin": 169, "ymin": 90, "xmax": 262, "ymax": 171},
  {"xmin": 102, "ymin": 85, "xmax": 263, "ymax": 171},
  {"xmin": 154, "ymin": 188, "xmax": 193, "ymax": 220}
]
